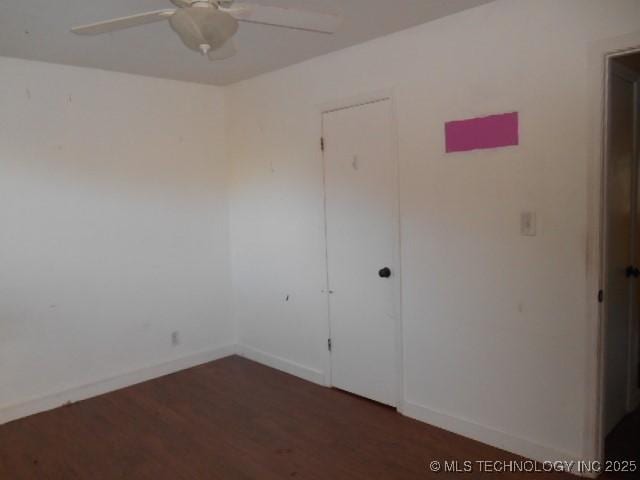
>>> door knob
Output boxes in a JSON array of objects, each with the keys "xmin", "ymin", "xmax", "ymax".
[
  {"xmin": 625, "ymin": 265, "xmax": 640, "ymax": 278},
  {"xmin": 378, "ymin": 267, "xmax": 392, "ymax": 278}
]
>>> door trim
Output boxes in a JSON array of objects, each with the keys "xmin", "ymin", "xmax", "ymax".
[
  {"xmin": 586, "ymin": 31, "xmax": 640, "ymax": 467},
  {"xmin": 602, "ymin": 60, "xmax": 640, "ymax": 436},
  {"xmin": 317, "ymin": 89, "xmax": 404, "ymax": 410},
  {"xmin": 613, "ymin": 62, "xmax": 640, "ymax": 415}
]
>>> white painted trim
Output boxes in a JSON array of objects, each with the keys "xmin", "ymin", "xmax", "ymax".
[
  {"xmin": 0, "ymin": 344, "xmax": 236, "ymax": 426},
  {"xmin": 319, "ymin": 102, "xmax": 334, "ymax": 389},
  {"xmin": 402, "ymin": 401, "xmax": 583, "ymax": 472},
  {"xmin": 318, "ymin": 88, "xmax": 396, "ymax": 115},
  {"xmin": 585, "ymin": 30, "xmax": 640, "ymax": 465},
  {"xmin": 387, "ymin": 89, "xmax": 405, "ymax": 412},
  {"xmin": 236, "ymin": 343, "xmax": 326, "ymax": 385}
]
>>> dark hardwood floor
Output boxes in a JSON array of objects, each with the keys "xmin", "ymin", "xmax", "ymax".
[
  {"xmin": 605, "ymin": 405, "xmax": 640, "ymax": 479},
  {"xmin": 0, "ymin": 355, "xmax": 627, "ymax": 479}
]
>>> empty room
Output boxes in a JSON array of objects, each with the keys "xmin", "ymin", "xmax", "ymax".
[{"xmin": 1, "ymin": 0, "xmax": 640, "ymax": 478}]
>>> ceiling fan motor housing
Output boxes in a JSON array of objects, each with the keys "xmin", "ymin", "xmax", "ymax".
[
  {"xmin": 171, "ymin": 0, "xmax": 218, "ymax": 7},
  {"xmin": 169, "ymin": 4, "xmax": 239, "ymax": 53}
]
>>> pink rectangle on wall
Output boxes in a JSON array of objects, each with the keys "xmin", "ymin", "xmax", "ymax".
[{"xmin": 445, "ymin": 112, "xmax": 519, "ymax": 153}]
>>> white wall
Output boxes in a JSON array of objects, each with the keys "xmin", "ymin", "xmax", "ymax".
[
  {"xmin": 228, "ymin": 0, "xmax": 640, "ymax": 462},
  {"xmin": 0, "ymin": 57, "xmax": 234, "ymax": 416},
  {"xmin": 4, "ymin": 0, "xmax": 640, "ymax": 465}
]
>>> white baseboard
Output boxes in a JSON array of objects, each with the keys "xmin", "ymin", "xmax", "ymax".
[
  {"xmin": 0, "ymin": 344, "xmax": 236, "ymax": 426},
  {"xmin": 234, "ymin": 348, "xmax": 584, "ymax": 474},
  {"xmin": 1, "ymin": 344, "xmax": 589, "ymax": 478},
  {"xmin": 402, "ymin": 400, "xmax": 584, "ymax": 475},
  {"xmin": 236, "ymin": 344, "xmax": 325, "ymax": 385}
]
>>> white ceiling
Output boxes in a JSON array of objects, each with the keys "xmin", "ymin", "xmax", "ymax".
[{"xmin": 0, "ymin": 0, "xmax": 494, "ymax": 85}]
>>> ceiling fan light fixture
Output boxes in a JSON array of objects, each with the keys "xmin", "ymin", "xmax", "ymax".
[{"xmin": 169, "ymin": 7, "xmax": 238, "ymax": 53}]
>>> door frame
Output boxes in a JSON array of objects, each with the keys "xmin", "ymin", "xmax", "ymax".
[
  {"xmin": 612, "ymin": 61, "xmax": 640, "ymax": 414},
  {"xmin": 586, "ymin": 31, "xmax": 640, "ymax": 468},
  {"xmin": 317, "ymin": 89, "xmax": 404, "ymax": 411},
  {"xmin": 601, "ymin": 59, "xmax": 640, "ymax": 437}
]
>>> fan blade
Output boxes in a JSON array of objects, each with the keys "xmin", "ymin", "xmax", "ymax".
[
  {"xmin": 71, "ymin": 10, "xmax": 175, "ymax": 35},
  {"xmin": 221, "ymin": 4, "xmax": 340, "ymax": 34},
  {"xmin": 208, "ymin": 39, "xmax": 237, "ymax": 61}
]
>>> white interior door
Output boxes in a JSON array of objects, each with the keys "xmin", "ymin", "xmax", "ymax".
[
  {"xmin": 604, "ymin": 63, "xmax": 638, "ymax": 434},
  {"xmin": 322, "ymin": 98, "xmax": 399, "ymax": 407}
]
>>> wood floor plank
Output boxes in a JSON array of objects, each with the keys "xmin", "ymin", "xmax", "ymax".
[{"xmin": 0, "ymin": 356, "xmax": 630, "ymax": 479}]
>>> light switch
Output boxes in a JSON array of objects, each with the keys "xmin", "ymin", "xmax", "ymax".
[{"xmin": 521, "ymin": 212, "xmax": 537, "ymax": 236}]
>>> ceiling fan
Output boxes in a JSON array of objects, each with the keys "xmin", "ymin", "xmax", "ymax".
[{"xmin": 71, "ymin": 0, "xmax": 341, "ymax": 61}]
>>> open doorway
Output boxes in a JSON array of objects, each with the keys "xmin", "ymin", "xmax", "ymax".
[{"xmin": 602, "ymin": 50, "xmax": 640, "ymax": 467}]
